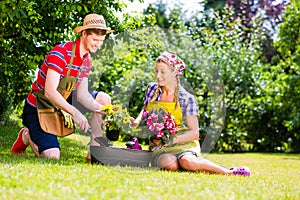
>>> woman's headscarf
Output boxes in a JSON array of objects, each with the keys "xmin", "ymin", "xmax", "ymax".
[{"xmin": 156, "ymin": 52, "xmax": 186, "ymax": 75}]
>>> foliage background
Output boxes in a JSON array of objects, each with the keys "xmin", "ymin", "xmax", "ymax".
[{"xmin": 0, "ymin": 0, "xmax": 299, "ymax": 152}]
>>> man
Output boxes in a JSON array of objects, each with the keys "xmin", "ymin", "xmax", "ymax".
[{"xmin": 12, "ymin": 14, "xmax": 113, "ymax": 160}]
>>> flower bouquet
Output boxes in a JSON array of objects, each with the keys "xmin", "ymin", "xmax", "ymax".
[
  {"xmin": 100, "ymin": 104, "xmax": 131, "ymax": 141},
  {"xmin": 139, "ymin": 108, "xmax": 178, "ymax": 150}
]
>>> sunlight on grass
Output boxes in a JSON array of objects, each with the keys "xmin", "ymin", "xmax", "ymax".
[{"xmin": 1, "ymin": 125, "xmax": 300, "ymax": 200}]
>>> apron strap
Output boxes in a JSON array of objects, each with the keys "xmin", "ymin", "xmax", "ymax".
[
  {"xmin": 33, "ymin": 41, "xmax": 77, "ymax": 97},
  {"xmin": 66, "ymin": 41, "xmax": 76, "ymax": 77},
  {"xmin": 150, "ymin": 84, "xmax": 178, "ymax": 104}
]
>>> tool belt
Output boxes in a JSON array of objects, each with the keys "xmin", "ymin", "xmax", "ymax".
[{"xmin": 35, "ymin": 42, "xmax": 81, "ymax": 137}]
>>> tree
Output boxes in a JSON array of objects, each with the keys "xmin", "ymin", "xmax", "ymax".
[
  {"xmin": 144, "ymin": 1, "xmax": 171, "ymax": 28},
  {"xmin": 204, "ymin": 0, "xmax": 226, "ymax": 11},
  {"xmin": 0, "ymin": 0, "xmax": 139, "ymax": 120},
  {"xmin": 204, "ymin": 0, "xmax": 288, "ymax": 36},
  {"xmin": 272, "ymin": 0, "xmax": 300, "ymax": 152},
  {"xmin": 236, "ymin": 0, "xmax": 300, "ymax": 152},
  {"xmin": 143, "ymin": 0, "xmax": 185, "ymax": 29},
  {"xmin": 203, "ymin": 0, "xmax": 288, "ymax": 63}
]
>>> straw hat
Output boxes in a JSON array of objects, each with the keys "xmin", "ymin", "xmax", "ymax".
[{"xmin": 74, "ymin": 14, "xmax": 114, "ymax": 34}]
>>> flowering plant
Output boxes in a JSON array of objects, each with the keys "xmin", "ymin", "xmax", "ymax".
[
  {"xmin": 140, "ymin": 108, "xmax": 178, "ymax": 146},
  {"xmin": 100, "ymin": 104, "xmax": 132, "ymax": 140}
]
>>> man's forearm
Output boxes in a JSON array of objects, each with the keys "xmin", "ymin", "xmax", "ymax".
[{"xmin": 77, "ymin": 91, "xmax": 102, "ymax": 111}]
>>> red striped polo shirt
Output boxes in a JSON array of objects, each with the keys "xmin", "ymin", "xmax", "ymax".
[{"xmin": 27, "ymin": 39, "xmax": 91, "ymax": 107}]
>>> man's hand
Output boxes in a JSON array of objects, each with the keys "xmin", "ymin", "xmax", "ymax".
[
  {"xmin": 71, "ymin": 108, "xmax": 90, "ymax": 133},
  {"xmin": 95, "ymin": 110, "xmax": 107, "ymax": 115}
]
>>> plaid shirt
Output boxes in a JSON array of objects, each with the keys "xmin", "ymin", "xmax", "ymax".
[{"xmin": 143, "ymin": 82, "xmax": 199, "ymax": 118}]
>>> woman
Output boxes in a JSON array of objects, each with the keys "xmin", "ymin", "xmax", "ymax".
[{"xmin": 132, "ymin": 52, "xmax": 250, "ymax": 176}]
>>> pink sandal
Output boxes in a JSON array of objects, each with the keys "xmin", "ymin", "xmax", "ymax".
[{"xmin": 230, "ymin": 166, "xmax": 250, "ymax": 176}]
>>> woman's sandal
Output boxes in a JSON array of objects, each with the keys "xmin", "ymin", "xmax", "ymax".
[{"xmin": 230, "ymin": 166, "xmax": 250, "ymax": 176}]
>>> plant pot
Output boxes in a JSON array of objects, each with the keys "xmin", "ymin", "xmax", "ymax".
[{"xmin": 105, "ymin": 124, "xmax": 120, "ymax": 141}]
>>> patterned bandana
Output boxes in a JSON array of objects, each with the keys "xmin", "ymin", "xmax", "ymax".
[{"xmin": 156, "ymin": 52, "xmax": 186, "ymax": 75}]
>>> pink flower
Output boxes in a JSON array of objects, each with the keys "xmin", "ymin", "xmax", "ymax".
[
  {"xmin": 148, "ymin": 124, "xmax": 156, "ymax": 131},
  {"xmin": 169, "ymin": 128, "xmax": 177, "ymax": 134},
  {"xmin": 156, "ymin": 130, "xmax": 164, "ymax": 138},
  {"xmin": 146, "ymin": 113, "xmax": 159, "ymax": 126},
  {"xmin": 163, "ymin": 115, "xmax": 168, "ymax": 121},
  {"xmin": 165, "ymin": 122, "xmax": 173, "ymax": 129},
  {"xmin": 142, "ymin": 108, "xmax": 178, "ymax": 138},
  {"xmin": 146, "ymin": 119, "xmax": 152, "ymax": 126},
  {"xmin": 149, "ymin": 113, "xmax": 158, "ymax": 122},
  {"xmin": 155, "ymin": 123, "xmax": 164, "ymax": 131},
  {"xmin": 142, "ymin": 111, "xmax": 149, "ymax": 118}
]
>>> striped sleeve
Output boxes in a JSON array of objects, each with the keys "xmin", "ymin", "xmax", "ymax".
[{"xmin": 45, "ymin": 45, "xmax": 68, "ymax": 73}]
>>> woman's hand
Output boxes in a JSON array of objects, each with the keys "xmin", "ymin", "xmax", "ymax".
[
  {"xmin": 129, "ymin": 109, "xmax": 144, "ymax": 128},
  {"xmin": 130, "ymin": 117, "xmax": 139, "ymax": 128},
  {"xmin": 172, "ymin": 115, "xmax": 199, "ymax": 144},
  {"xmin": 161, "ymin": 134, "xmax": 174, "ymax": 147}
]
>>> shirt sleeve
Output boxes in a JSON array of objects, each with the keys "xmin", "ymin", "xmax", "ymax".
[
  {"xmin": 185, "ymin": 95, "xmax": 199, "ymax": 116},
  {"xmin": 79, "ymin": 54, "xmax": 92, "ymax": 78},
  {"xmin": 143, "ymin": 83, "xmax": 158, "ymax": 106},
  {"xmin": 45, "ymin": 45, "xmax": 68, "ymax": 74}
]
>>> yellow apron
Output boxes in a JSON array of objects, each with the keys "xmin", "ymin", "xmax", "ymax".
[{"xmin": 146, "ymin": 101, "xmax": 201, "ymax": 165}]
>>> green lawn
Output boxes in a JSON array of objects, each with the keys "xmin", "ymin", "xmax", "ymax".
[{"xmin": 1, "ymin": 123, "xmax": 299, "ymax": 200}]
